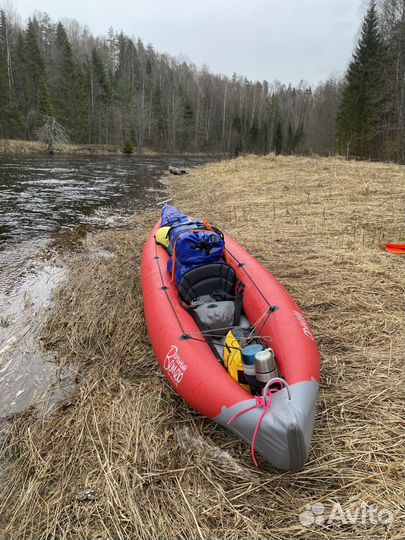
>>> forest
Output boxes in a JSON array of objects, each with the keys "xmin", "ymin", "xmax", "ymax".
[{"xmin": 0, "ymin": 0, "xmax": 403, "ymax": 161}]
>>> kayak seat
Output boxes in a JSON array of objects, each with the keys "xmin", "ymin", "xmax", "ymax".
[{"xmin": 178, "ymin": 263, "xmax": 236, "ymax": 304}]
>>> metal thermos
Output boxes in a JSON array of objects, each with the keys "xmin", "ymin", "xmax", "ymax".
[
  {"xmin": 254, "ymin": 348, "xmax": 278, "ymax": 383},
  {"xmin": 241, "ymin": 344, "xmax": 264, "ymax": 394},
  {"xmin": 242, "ymin": 344, "xmax": 263, "ymax": 367}
]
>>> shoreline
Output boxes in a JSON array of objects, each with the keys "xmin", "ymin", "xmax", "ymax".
[
  {"xmin": 0, "ymin": 138, "xmax": 223, "ymax": 157},
  {"xmin": 0, "ymin": 155, "xmax": 403, "ymax": 539}
]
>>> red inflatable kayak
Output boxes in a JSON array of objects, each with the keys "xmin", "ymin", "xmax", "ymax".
[
  {"xmin": 141, "ymin": 218, "xmax": 320, "ymax": 470},
  {"xmin": 383, "ymin": 243, "xmax": 405, "ymax": 254}
]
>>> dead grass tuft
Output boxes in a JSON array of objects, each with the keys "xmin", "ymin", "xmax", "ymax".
[{"xmin": 0, "ymin": 155, "xmax": 404, "ymax": 539}]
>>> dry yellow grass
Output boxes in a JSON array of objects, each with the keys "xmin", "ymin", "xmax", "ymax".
[
  {"xmin": 0, "ymin": 138, "xmax": 124, "ymax": 154},
  {"xmin": 0, "ymin": 138, "xmax": 216, "ymax": 156},
  {"xmin": 0, "ymin": 155, "xmax": 403, "ymax": 539},
  {"xmin": 0, "ymin": 138, "xmax": 48, "ymax": 154}
]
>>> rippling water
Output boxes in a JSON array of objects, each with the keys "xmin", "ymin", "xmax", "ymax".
[
  {"xmin": 0, "ymin": 154, "xmax": 208, "ymax": 245},
  {"xmin": 0, "ymin": 153, "xmax": 213, "ymax": 419}
]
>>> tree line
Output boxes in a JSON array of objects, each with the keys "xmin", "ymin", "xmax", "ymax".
[
  {"xmin": 0, "ymin": 0, "xmax": 403, "ymax": 161},
  {"xmin": 337, "ymin": 0, "xmax": 404, "ymax": 162}
]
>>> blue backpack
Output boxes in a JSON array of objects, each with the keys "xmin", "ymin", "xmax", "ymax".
[
  {"xmin": 161, "ymin": 205, "xmax": 189, "ymax": 227},
  {"xmin": 161, "ymin": 206, "xmax": 225, "ymax": 286},
  {"xmin": 168, "ymin": 229, "xmax": 225, "ymax": 285}
]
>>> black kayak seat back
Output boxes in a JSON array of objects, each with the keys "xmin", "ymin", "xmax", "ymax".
[{"xmin": 178, "ymin": 263, "xmax": 236, "ymax": 304}]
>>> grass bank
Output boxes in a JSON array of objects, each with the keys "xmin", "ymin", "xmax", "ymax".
[
  {"xmin": 0, "ymin": 155, "xmax": 403, "ymax": 539},
  {"xmin": 0, "ymin": 138, "xmax": 127, "ymax": 155},
  {"xmin": 0, "ymin": 138, "xmax": 209, "ymax": 156}
]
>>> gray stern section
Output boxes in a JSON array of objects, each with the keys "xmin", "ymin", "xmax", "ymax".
[{"xmin": 214, "ymin": 379, "xmax": 319, "ymax": 471}]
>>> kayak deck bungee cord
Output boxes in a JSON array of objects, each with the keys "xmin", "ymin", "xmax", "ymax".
[{"xmin": 141, "ymin": 206, "xmax": 320, "ymax": 470}]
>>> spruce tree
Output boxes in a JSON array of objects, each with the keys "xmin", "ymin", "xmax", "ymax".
[
  {"xmin": 248, "ymin": 119, "xmax": 259, "ymax": 152},
  {"xmin": 152, "ymin": 84, "xmax": 168, "ymax": 148},
  {"xmin": 273, "ymin": 119, "xmax": 283, "ymax": 154},
  {"xmin": 0, "ymin": 11, "xmax": 22, "ymax": 137},
  {"xmin": 90, "ymin": 48, "xmax": 113, "ymax": 143},
  {"xmin": 182, "ymin": 95, "xmax": 194, "ymax": 150},
  {"xmin": 336, "ymin": 1, "xmax": 385, "ymax": 158},
  {"xmin": 51, "ymin": 23, "xmax": 90, "ymax": 143},
  {"xmin": 54, "ymin": 22, "xmax": 75, "ymax": 132},
  {"xmin": 113, "ymin": 33, "xmax": 137, "ymax": 104},
  {"xmin": 231, "ymin": 115, "xmax": 243, "ymax": 157},
  {"xmin": 23, "ymin": 18, "xmax": 53, "ymax": 135},
  {"xmin": 71, "ymin": 63, "xmax": 90, "ymax": 143},
  {"xmin": 92, "ymin": 48, "xmax": 112, "ymax": 103},
  {"xmin": 377, "ymin": 0, "xmax": 405, "ymax": 162},
  {"xmin": 0, "ymin": 10, "xmax": 9, "ymax": 135},
  {"xmin": 286, "ymin": 122, "xmax": 294, "ymax": 153},
  {"xmin": 294, "ymin": 123, "xmax": 304, "ymax": 152}
]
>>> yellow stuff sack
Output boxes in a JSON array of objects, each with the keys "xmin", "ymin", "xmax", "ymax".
[
  {"xmin": 155, "ymin": 226, "xmax": 172, "ymax": 253},
  {"xmin": 223, "ymin": 330, "xmax": 251, "ymax": 394}
]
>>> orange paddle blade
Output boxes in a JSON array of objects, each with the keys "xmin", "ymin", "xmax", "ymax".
[{"xmin": 383, "ymin": 243, "xmax": 405, "ymax": 254}]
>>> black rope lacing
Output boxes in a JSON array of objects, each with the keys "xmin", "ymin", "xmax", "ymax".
[
  {"xmin": 154, "ymin": 238, "xmax": 187, "ymax": 337},
  {"xmin": 153, "ymin": 239, "xmax": 278, "ymax": 348},
  {"xmin": 225, "ymin": 246, "xmax": 279, "ymax": 312}
]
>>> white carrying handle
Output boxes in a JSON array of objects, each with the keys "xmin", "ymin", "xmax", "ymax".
[{"xmin": 263, "ymin": 377, "xmax": 292, "ymax": 403}]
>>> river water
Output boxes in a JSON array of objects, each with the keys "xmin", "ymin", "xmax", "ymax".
[{"xmin": 0, "ymin": 154, "xmax": 211, "ymax": 420}]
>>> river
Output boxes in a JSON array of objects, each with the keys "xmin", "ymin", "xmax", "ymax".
[{"xmin": 0, "ymin": 153, "xmax": 212, "ymax": 420}]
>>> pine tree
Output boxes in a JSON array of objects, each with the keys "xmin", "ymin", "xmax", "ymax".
[{"xmin": 336, "ymin": 1, "xmax": 386, "ymax": 158}]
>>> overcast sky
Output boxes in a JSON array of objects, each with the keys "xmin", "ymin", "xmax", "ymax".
[{"xmin": 11, "ymin": 0, "xmax": 364, "ymax": 85}]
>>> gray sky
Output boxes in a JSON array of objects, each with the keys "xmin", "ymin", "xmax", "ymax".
[{"xmin": 12, "ymin": 0, "xmax": 364, "ymax": 85}]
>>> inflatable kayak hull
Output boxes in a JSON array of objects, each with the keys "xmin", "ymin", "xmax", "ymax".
[{"xmin": 141, "ymin": 220, "xmax": 320, "ymax": 470}]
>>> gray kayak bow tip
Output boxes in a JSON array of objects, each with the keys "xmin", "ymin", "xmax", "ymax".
[{"xmin": 214, "ymin": 378, "xmax": 319, "ymax": 471}]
